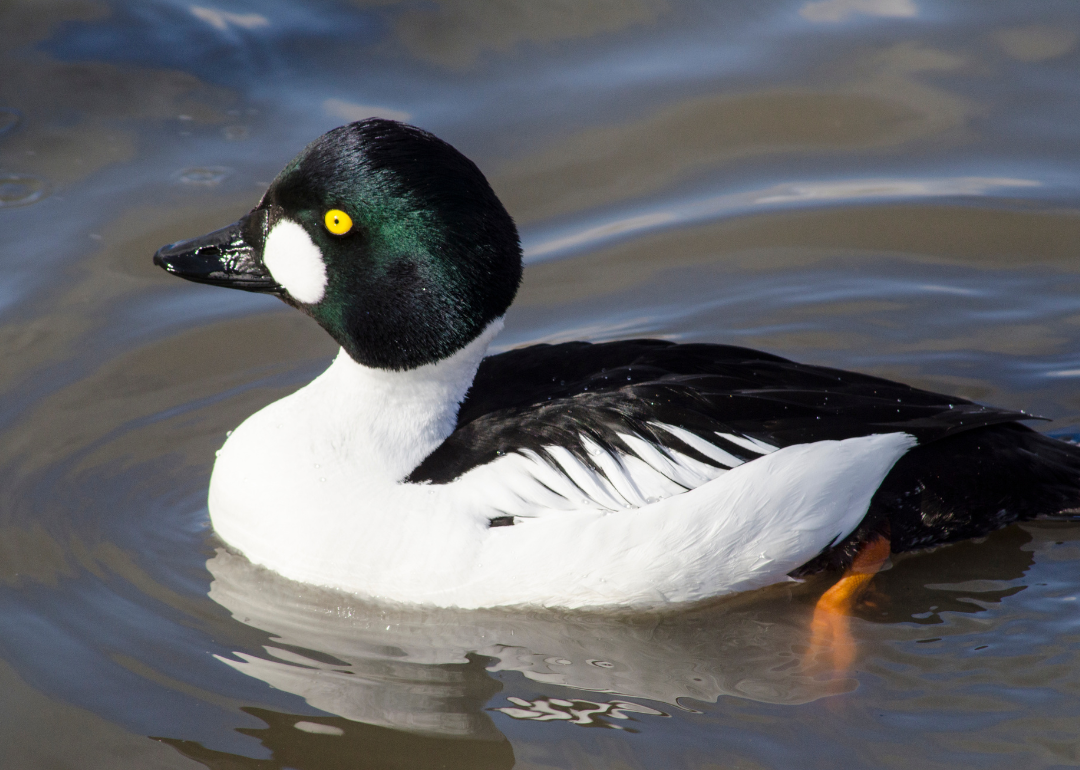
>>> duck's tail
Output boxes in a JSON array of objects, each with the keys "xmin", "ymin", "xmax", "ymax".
[{"xmin": 791, "ymin": 423, "xmax": 1080, "ymax": 576}]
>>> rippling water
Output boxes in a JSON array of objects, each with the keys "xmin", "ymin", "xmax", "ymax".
[{"xmin": 2, "ymin": 1, "xmax": 1080, "ymax": 767}]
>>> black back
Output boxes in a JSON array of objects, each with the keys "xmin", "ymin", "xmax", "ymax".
[
  {"xmin": 408, "ymin": 339, "xmax": 1080, "ymax": 572},
  {"xmin": 409, "ymin": 339, "xmax": 1031, "ymax": 483}
]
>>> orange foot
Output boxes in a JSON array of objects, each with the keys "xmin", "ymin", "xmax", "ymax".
[{"xmin": 809, "ymin": 533, "xmax": 890, "ymax": 675}]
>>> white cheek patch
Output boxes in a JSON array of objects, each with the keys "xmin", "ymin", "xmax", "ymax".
[{"xmin": 262, "ymin": 219, "xmax": 328, "ymax": 304}]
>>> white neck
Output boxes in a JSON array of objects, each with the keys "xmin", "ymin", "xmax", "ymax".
[{"xmin": 299, "ymin": 318, "xmax": 504, "ymax": 483}]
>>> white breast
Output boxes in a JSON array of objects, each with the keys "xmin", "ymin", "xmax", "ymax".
[
  {"xmin": 211, "ymin": 427, "xmax": 913, "ymax": 608},
  {"xmin": 206, "ymin": 321, "xmax": 916, "ymax": 609}
]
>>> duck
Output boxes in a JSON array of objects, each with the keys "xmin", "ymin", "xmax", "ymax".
[{"xmin": 153, "ymin": 118, "xmax": 1080, "ymax": 611}]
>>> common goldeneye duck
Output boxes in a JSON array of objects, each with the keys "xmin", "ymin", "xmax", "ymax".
[{"xmin": 153, "ymin": 119, "xmax": 1080, "ymax": 611}]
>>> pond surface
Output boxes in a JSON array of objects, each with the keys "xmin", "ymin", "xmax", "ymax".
[{"xmin": 2, "ymin": 1, "xmax": 1080, "ymax": 767}]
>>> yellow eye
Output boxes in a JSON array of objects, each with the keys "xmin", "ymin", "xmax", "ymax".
[{"xmin": 324, "ymin": 209, "xmax": 353, "ymax": 235}]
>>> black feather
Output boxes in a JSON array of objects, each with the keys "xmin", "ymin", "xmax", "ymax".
[
  {"xmin": 407, "ymin": 339, "xmax": 1080, "ymax": 568},
  {"xmin": 408, "ymin": 339, "xmax": 1030, "ymax": 483}
]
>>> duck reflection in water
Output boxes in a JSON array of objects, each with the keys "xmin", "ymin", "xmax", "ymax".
[{"xmin": 185, "ymin": 525, "xmax": 1037, "ymax": 767}]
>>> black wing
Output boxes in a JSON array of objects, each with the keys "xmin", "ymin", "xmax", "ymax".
[
  {"xmin": 408, "ymin": 339, "xmax": 1029, "ymax": 484},
  {"xmin": 408, "ymin": 339, "xmax": 1080, "ymax": 564}
]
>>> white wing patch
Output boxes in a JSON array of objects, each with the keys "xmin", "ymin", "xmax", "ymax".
[{"xmin": 454, "ymin": 423, "xmax": 779, "ymax": 521}]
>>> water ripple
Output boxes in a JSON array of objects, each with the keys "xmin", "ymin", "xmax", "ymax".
[
  {"xmin": 0, "ymin": 173, "xmax": 49, "ymax": 207},
  {"xmin": 524, "ymin": 176, "xmax": 1044, "ymax": 262},
  {"xmin": 0, "ymin": 108, "xmax": 20, "ymax": 137},
  {"xmin": 173, "ymin": 166, "xmax": 232, "ymax": 187}
]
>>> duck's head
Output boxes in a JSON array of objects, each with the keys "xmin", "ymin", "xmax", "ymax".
[{"xmin": 154, "ymin": 119, "xmax": 522, "ymax": 370}]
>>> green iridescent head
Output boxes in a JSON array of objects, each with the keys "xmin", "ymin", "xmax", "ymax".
[{"xmin": 154, "ymin": 119, "xmax": 523, "ymax": 370}]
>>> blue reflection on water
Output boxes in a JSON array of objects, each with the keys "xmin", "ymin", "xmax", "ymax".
[{"xmin": 41, "ymin": 0, "xmax": 384, "ymax": 87}]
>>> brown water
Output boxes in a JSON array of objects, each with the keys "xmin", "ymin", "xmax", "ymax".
[{"xmin": 2, "ymin": 1, "xmax": 1080, "ymax": 767}]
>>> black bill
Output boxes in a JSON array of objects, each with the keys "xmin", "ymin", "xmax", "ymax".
[{"xmin": 153, "ymin": 213, "xmax": 280, "ymax": 293}]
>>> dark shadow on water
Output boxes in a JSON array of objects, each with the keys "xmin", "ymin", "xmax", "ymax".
[
  {"xmin": 158, "ymin": 703, "xmax": 515, "ymax": 770},
  {"xmin": 850, "ymin": 525, "xmax": 1036, "ymax": 626}
]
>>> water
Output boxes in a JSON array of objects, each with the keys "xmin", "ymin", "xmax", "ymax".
[{"xmin": 2, "ymin": 1, "xmax": 1080, "ymax": 767}]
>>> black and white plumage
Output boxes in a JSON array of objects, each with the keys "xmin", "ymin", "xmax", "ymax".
[
  {"xmin": 153, "ymin": 119, "xmax": 1080, "ymax": 608},
  {"xmin": 414, "ymin": 338, "xmax": 1080, "ymax": 568}
]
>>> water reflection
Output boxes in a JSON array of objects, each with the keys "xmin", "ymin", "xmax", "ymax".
[
  {"xmin": 392, "ymin": 0, "xmax": 669, "ymax": 68},
  {"xmin": 0, "ymin": 108, "xmax": 19, "ymax": 136},
  {"xmin": 189, "ymin": 6, "xmax": 271, "ymax": 33},
  {"xmin": 192, "ymin": 522, "xmax": 1045, "ymax": 761},
  {"xmin": 173, "ymin": 166, "xmax": 232, "ymax": 187},
  {"xmin": 161, "ymin": 704, "xmax": 516, "ymax": 770},
  {"xmin": 800, "ymin": 0, "xmax": 918, "ymax": 24},
  {"xmin": 0, "ymin": 172, "xmax": 48, "ymax": 207},
  {"xmin": 496, "ymin": 696, "xmax": 668, "ymax": 728},
  {"xmin": 996, "ymin": 24, "xmax": 1078, "ymax": 62},
  {"xmin": 206, "ymin": 548, "xmax": 852, "ymax": 736},
  {"xmin": 322, "ymin": 98, "xmax": 412, "ymax": 123},
  {"xmin": 203, "ymin": 529, "xmax": 1033, "ymax": 727},
  {"xmin": 525, "ymin": 176, "xmax": 1042, "ymax": 261}
]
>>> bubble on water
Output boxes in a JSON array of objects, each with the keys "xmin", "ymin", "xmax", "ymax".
[
  {"xmin": 0, "ymin": 109, "xmax": 20, "ymax": 137},
  {"xmin": 223, "ymin": 124, "xmax": 249, "ymax": 141},
  {"xmin": 0, "ymin": 173, "xmax": 49, "ymax": 207},
  {"xmin": 174, "ymin": 166, "xmax": 231, "ymax": 187}
]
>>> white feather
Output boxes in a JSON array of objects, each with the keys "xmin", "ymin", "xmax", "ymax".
[
  {"xmin": 209, "ymin": 321, "xmax": 916, "ymax": 609},
  {"xmin": 717, "ymin": 432, "xmax": 779, "ymax": 455},
  {"xmin": 653, "ymin": 422, "xmax": 752, "ymax": 467},
  {"xmin": 263, "ymin": 219, "xmax": 328, "ymax": 304}
]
